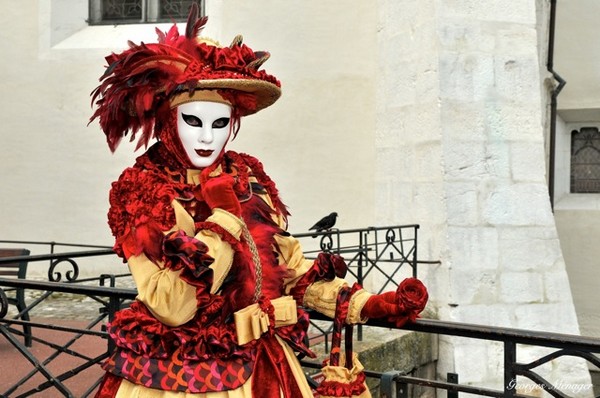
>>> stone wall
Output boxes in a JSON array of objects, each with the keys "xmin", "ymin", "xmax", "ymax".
[{"xmin": 375, "ymin": 0, "xmax": 592, "ymax": 394}]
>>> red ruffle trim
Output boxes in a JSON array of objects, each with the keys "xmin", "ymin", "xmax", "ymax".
[
  {"xmin": 94, "ymin": 372, "xmax": 122, "ymax": 398},
  {"xmin": 107, "ymin": 301, "xmax": 314, "ymax": 373},
  {"xmin": 194, "ymin": 221, "xmax": 241, "ymax": 249},
  {"xmin": 231, "ymin": 152, "xmax": 289, "ymax": 219},
  {"xmin": 107, "ymin": 301, "xmax": 254, "ymax": 362},
  {"xmin": 108, "ymin": 165, "xmax": 179, "ymax": 261},
  {"xmin": 315, "ymin": 372, "xmax": 367, "ymax": 397}
]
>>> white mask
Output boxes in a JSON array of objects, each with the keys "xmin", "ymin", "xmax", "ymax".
[{"xmin": 176, "ymin": 101, "xmax": 233, "ymax": 168}]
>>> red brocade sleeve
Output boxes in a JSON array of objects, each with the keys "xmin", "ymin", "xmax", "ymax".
[{"xmin": 108, "ymin": 165, "xmax": 218, "ymax": 326}]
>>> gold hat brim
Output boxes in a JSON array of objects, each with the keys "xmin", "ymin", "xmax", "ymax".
[{"xmin": 170, "ymin": 78, "xmax": 281, "ymax": 115}]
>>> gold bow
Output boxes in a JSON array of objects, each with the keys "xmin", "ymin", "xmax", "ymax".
[{"xmin": 234, "ymin": 296, "xmax": 298, "ymax": 345}]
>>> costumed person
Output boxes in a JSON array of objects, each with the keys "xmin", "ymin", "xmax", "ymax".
[{"xmin": 91, "ymin": 6, "xmax": 428, "ymax": 398}]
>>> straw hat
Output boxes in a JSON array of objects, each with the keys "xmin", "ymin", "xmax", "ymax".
[{"xmin": 90, "ymin": 4, "xmax": 281, "ymax": 152}]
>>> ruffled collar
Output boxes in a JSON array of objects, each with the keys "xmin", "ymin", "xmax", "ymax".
[
  {"xmin": 137, "ymin": 142, "xmax": 250, "ymax": 193},
  {"xmin": 133, "ymin": 142, "xmax": 288, "ymax": 218}
]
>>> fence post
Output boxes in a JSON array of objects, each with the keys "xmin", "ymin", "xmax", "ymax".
[
  {"xmin": 504, "ymin": 341, "xmax": 517, "ymax": 397},
  {"xmin": 413, "ymin": 226, "xmax": 418, "ymax": 277},
  {"xmin": 381, "ymin": 371, "xmax": 407, "ymax": 398},
  {"xmin": 447, "ymin": 372, "xmax": 459, "ymax": 398},
  {"xmin": 357, "ymin": 230, "xmax": 365, "ymax": 341}
]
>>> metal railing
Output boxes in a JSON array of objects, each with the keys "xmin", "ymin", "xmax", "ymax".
[
  {"xmin": 305, "ymin": 313, "xmax": 600, "ymax": 398},
  {"xmin": 0, "ymin": 278, "xmax": 134, "ymax": 397},
  {"xmin": 294, "ymin": 225, "xmax": 423, "ymax": 347},
  {"xmin": 0, "ymin": 228, "xmax": 599, "ymax": 397},
  {"xmin": 295, "ymin": 224, "xmax": 421, "ymax": 283}
]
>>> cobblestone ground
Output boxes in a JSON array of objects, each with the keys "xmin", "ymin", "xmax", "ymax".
[{"xmin": 3, "ymin": 275, "xmax": 136, "ymax": 320}]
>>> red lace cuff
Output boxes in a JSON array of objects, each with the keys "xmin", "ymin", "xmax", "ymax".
[{"xmin": 162, "ymin": 230, "xmax": 214, "ymax": 286}]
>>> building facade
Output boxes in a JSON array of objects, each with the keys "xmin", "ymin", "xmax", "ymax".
[{"xmin": 0, "ymin": 0, "xmax": 596, "ymax": 394}]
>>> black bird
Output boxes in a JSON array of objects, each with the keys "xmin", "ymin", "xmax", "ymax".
[{"xmin": 309, "ymin": 212, "xmax": 338, "ymax": 237}]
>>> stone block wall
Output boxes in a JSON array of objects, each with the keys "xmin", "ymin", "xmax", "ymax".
[{"xmin": 375, "ymin": 0, "xmax": 592, "ymax": 394}]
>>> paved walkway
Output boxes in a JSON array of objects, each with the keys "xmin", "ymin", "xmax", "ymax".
[
  {"xmin": 0, "ymin": 317, "xmax": 106, "ymax": 397},
  {"xmin": 0, "ymin": 277, "xmax": 135, "ymax": 397},
  {"xmin": 16, "ymin": 276, "xmax": 136, "ymax": 320}
]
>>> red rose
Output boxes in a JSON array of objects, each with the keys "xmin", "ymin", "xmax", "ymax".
[
  {"xmin": 214, "ymin": 47, "xmax": 246, "ymax": 69},
  {"xmin": 397, "ymin": 277, "xmax": 428, "ymax": 314},
  {"xmin": 196, "ymin": 43, "xmax": 216, "ymax": 65}
]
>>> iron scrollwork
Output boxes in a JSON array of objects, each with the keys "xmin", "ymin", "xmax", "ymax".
[
  {"xmin": 385, "ymin": 227, "xmax": 396, "ymax": 243},
  {"xmin": 319, "ymin": 233, "xmax": 334, "ymax": 252},
  {"xmin": 48, "ymin": 258, "xmax": 80, "ymax": 282}
]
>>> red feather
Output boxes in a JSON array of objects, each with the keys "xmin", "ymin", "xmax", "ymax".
[{"xmin": 90, "ymin": 7, "xmax": 280, "ymax": 152}]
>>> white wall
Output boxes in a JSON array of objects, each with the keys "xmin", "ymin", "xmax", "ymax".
[
  {"xmin": 553, "ymin": 0, "xmax": 600, "ymax": 342},
  {"xmin": 554, "ymin": 118, "xmax": 600, "ymax": 340},
  {"xmin": 554, "ymin": 0, "xmax": 600, "ymax": 112},
  {"xmin": 0, "ymin": 1, "xmax": 377, "ymax": 274}
]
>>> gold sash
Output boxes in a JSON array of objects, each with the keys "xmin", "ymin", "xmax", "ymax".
[{"xmin": 234, "ymin": 296, "xmax": 298, "ymax": 345}]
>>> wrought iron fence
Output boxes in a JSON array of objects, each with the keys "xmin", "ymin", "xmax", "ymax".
[
  {"xmin": 0, "ymin": 278, "xmax": 134, "ymax": 397},
  {"xmin": 293, "ymin": 225, "xmax": 422, "ymax": 347},
  {"xmin": 295, "ymin": 225, "xmax": 420, "ymax": 285},
  {"xmin": 0, "ymin": 228, "xmax": 599, "ymax": 397}
]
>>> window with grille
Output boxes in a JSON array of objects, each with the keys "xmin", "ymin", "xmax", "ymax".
[
  {"xmin": 88, "ymin": 0, "xmax": 204, "ymax": 25},
  {"xmin": 570, "ymin": 127, "xmax": 600, "ymax": 193}
]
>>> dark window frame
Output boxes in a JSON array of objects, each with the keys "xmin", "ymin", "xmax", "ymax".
[
  {"xmin": 570, "ymin": 126, "xmax": 600, "ymax": 193},
  {"xmin": 88, "ymin": 0, "xmax": 204, "ymax": 26}
]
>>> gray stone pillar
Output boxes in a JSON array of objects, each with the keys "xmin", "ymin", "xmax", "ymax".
[{"xmin": 376, "ymin": 0, "xmax": 592, "ymax": 394}]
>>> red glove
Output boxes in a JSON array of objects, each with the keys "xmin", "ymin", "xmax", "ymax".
[
  {"xmin": 200, "ymin": 168, "xmax": 242, "ymax": 217},
  {"xmin": 361, "ymin": 291, "xmax": 403, "ymax": 318},
  {"xmin": 360, "ymin": 278, "xmax": 428, "ymax": 327}
]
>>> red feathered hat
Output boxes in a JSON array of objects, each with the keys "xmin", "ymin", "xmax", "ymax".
[{"xmin": 90, "ymin": 4, "xmax": 281, "ymax": 152}]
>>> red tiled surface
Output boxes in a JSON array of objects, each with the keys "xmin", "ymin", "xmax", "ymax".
[{"xmin": 0, "ymin": 318, "xmax": 106, "ymax": 397}]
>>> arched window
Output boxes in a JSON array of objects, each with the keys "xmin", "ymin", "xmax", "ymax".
[
  {"xmin": 89, "ymin": 0, "xmax": 203, "ymax": 25},
  {"xmin": 570, "ymin": 127, "xmax": 600, "ymax": 193}
]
